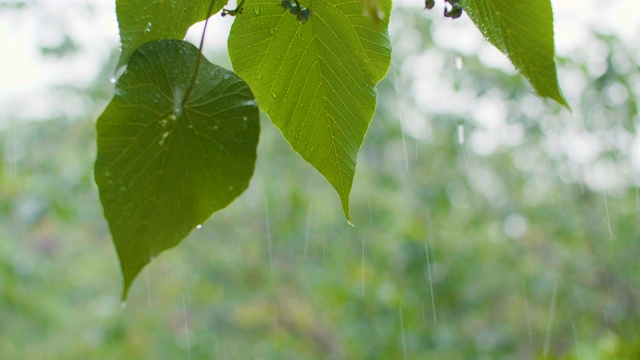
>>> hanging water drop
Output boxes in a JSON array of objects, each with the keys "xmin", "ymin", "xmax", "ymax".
[{"xmin": 196, "ymin": 224, "xmax": 202, "ymax": 230}]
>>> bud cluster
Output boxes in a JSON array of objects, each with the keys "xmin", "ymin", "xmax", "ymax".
[{"xmin": 424, "ymin": 0, "xmax": 463, "ymax": 19}]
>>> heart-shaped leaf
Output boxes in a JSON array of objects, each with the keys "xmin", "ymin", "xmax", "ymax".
[
  {"xmin": 228, "ymin": 0, "xmax": 392, "ymax": 222},
  {"xmin": 115, "ymin": 0, "xmax": 227, "ymax": 68},
  {"xmin": 461, "ymin": 0, "xmax": 568, "ymax": 108},
  {"xmin": 96, "ymin": 40, "xmax": 260, "ymax": 299}
]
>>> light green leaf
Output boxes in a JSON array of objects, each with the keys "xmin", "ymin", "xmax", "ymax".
[
  {"xmin": 95, "ymin": 40, "xmax": 260, "ymax": 299},
  {"xmin": 461, "ymin": 0, "xmax": 568, "ymax": 108},
  {"xmin": 228, "ymin": 0, "xmax": 392, "ymax": 221},
  {"xmin": 115, "ymin": 0, "xmax": 227, "ymax": 68}
]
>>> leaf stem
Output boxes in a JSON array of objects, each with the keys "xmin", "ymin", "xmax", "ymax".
[{"xmin": 183, "ymin": 0, "xmax": 217, "ymax": 104}]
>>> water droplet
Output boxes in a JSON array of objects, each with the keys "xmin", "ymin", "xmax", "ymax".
[
  {"xmin": 145, "ymin": 22, "xmax": 152, "ymax": 32},
  {"xmin": 254, "ymin": 5, "xmax": 260, "ymax": 14},
  {"xmin": 159, "ymin": 131, "xmax": 170, "ymax": 145},
  {"xmin": 270, "ymin": 92, "xmax": 277, "ymax": 99},
  {"xmin": 269, "ymin": 28, "xmax": 275, "ymax": 34},
  {"xmin": 256, "ymin": 74, "xmax": 263, "ymax": 81},
  {"xmin": 109, "ymin": 76, "xmax": 116, "ymax": 84},
  {"xmin": 454, "ymin": 56, "xmax": 463, "ymax": 70},
  {"xmin": 347, "ymin": 220, "xmax": 355, "ymax": 227},
  {"xmin": 196, "ymin": 224, "xmax": 202, "ymax": 230},
  {"xmin": 121, "ymin": 301, "xmax": 128, "ymax": 309}
]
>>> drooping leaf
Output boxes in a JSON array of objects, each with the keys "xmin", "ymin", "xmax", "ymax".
[
  {"xmin": 115, "ymin": 0, "xmax": 227, "ymax": 68},
  {"xmin": 228, "ymin": 0, "xmax": 392, "ymax": 222},
  {"xmin": 95, "ymin": 40, "xmax": 260, "ymax": 299},
  {"xmin": 460, "ymin": 0, "xmax": 568, "ymax": 108}
]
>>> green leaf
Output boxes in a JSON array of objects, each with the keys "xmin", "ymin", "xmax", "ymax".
[
  {"xmin": 228, "ymin": 0, "xmax": 392, "ymax": 222},
  {"xmin": 460, "ymin": 0, "xmax": 568, "ymax": 108},
  {"xmin": 115, "ymin": 0, "xmax": 227, "ymax": 68},
  {"xmin": 95, "ymin": 40, "xmax": 260, "ymax": 299}
]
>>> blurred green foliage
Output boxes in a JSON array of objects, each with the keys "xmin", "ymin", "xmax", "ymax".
[{"xmin": 1, "ymin": 5, "xmax": 640, "ymax": 360}]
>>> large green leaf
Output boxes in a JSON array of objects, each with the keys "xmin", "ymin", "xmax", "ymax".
[
  {"xmin": 96, "ymin": 40, "xmax": 260, "ymax": 299},
  {"xmin": 115, "ymin": 0, "xmax": 227, "ymax": 68},
  {"xmin": 460, "ymin": 0, "xmax": 568, "ymax": 108},
  {"xmin": 228, "ymin": 0, "xmax": 392, "ymax": 222}
]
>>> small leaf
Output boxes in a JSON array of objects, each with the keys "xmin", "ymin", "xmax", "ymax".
[
  {"xmin": 460, "ymin": 0, "xmax": 569, "ymax": 108},
  {"xmin": 228, "ymin": 0, "xmax": 392, "ymax": 221},
  {"xmin": 95, "ymin": 40, "xmax": 260, "ymax": 299},
  {"xmin": 115, "ymin": 0, "xmax": 227, "ymax": 68}
]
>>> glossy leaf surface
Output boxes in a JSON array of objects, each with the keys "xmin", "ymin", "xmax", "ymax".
[
  {"xmin": 96, "ymin": 40, "xmax": 259, "ymax": 298},
  {"xmin": 461, "ymin": 0, "xmax": 568, "ymax": 107},
  {"xmin": 228, "ymin": 0, "xmax": 392, "ymax": 221}
]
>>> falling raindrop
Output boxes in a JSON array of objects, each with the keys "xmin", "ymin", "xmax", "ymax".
[
  {"xmin": 399, "ymin": 307, "xmax": 408, "ymax": 360},
  {"xmin": 454, "ymin": 56, "xmax": 463, "ymax": 70},
  {"xmin": 145, "ymin": 267, "xmax": 151, "ymax": 305},
  {"xmin": 457, "ymin": 124, "xmax": 465, "ymax": 144},
  {"xmin": 182, "ymin": 294, "xmax": 192, "ymax": 360},
  {"xmin": 521, "ymin": 280, "xmax": 534, "ymax": 344},
  {"xmin": 543, "ymin": 282, "xmax": 558, "ymax": 357},
  {"xmin": 424, "ymin": 242, "xmax": 437, "ymax": 322},
  {"xmin": 391, "ymin": 59, "xmax": 409, "ymax": 172},
  {"xmin": 571, "ymin": 320, "xmax": 580, "ymax": 358},
  {"xmin": 603, "ymin": 193, "xmax": 615, "ymax": 241},
  {"xmin": 361, "ymin": 237, "xmax": 365, "ymax": 296},
  {"xmin": 264, "ymin": 195, "xmax": 274, "ymax": 270},
  {"xmin": 304, "ymin": 203, "xmax": 312, "ymax": 258}
]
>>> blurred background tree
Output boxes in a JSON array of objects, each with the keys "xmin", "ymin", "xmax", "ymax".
[{"xmin": 1, "ymin": 0, "xmax": 639, "ymax": 358}]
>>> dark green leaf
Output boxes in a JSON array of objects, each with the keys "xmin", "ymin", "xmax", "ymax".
[
  {"xmin": 461, "ymin": 0, "xmax": 569, "ymax": 108},
  {"xmin": 96, "ymin": 40, "xmax": 260, "ymax": 298},
  {"xmin": 228, "ymin": 0, "xmax": 392, "ymax": 222}
]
